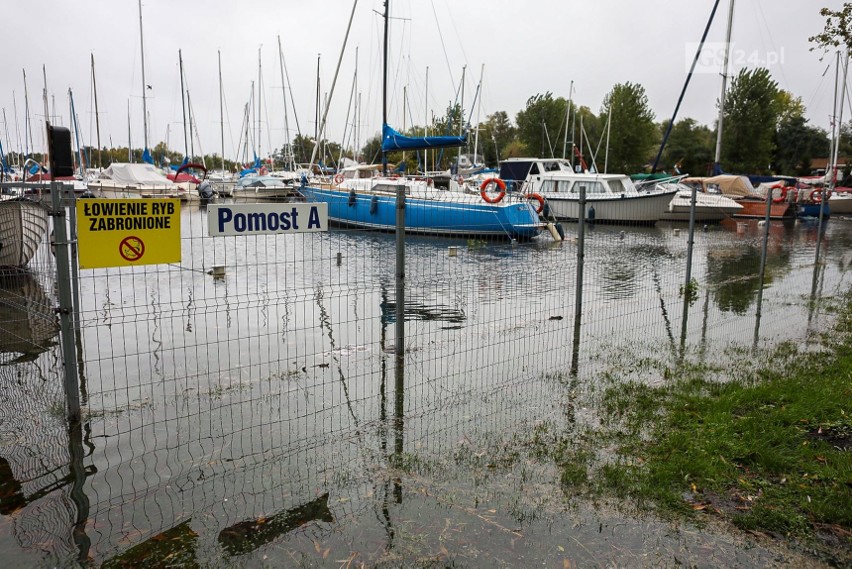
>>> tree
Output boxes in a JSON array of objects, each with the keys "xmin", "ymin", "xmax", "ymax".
[
  {"xmin": 659, "ymin": 118, "xmax": 715, "ymax": 176},
  {"xmin": 773, "ymin": 116, "xmax": 829, "ymax": 175},
  {"xmin": 772, "ymin": 91, "xmax": 829, "ymax": 175},
  {"xmin": 477, "ymin": 111, "xmax": 515, "ymax": 165},
  {"xmin": 600, "ymin": 82, "xmax": 657, "ymax": 173},
  {"xmin": 810, "ymin": 4, "xmax": 852, "ymax": 54},
  {"xmin": 515, "ymin": 93, "xmax": 569, "ymax": 157},
  {"xmin": 720, "ymin": 68, "xmax": 780, "ymax": 173}
]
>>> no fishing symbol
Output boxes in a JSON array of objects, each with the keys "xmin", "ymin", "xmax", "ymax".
[{"xmin": 119, "ymin": 236, "xmax": 145, "ymax": 262}]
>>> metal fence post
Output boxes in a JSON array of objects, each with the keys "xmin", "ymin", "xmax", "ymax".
[
  {"xmin": 679, "ymin": 185, "xmax": 698, "ymax": 357},
  {"xmin": 753, "ymin": 193, "xmax": 773, "ymax": 349},
  {"xmin": 571, "ymin": 184, "xmax": 586, "ymax": 376},
  {"xmin": 395, "ymin": 184, "xmax": 405, "ymax": 356},
  {"xmin": 50, "ymin": 181, "xmax": 81, "ymax": 422}
]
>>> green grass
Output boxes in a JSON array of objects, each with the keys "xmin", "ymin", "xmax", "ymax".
[{"xmin": 576, "ymin": 295, "xmax": 852, "ymax": 556}]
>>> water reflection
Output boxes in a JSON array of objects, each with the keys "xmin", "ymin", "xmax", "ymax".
[
  {"xmin": 706, "ymin": 245, "xmax": 791, "ymax": 314},
  {"xmin": 218, "ymin": 494, "xmax": 333, "ymax": 557},
  {"xmin": 0, "ymin": 271, "xmax": 59, "ymax": 364}
]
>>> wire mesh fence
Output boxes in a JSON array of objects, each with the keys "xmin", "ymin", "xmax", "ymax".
[{"xmin": 0, "ymin": 183, "xmax": 848, "ymax": 566}]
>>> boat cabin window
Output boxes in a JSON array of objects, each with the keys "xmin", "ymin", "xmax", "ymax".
[
  {"xmin": 571, "ymin": 181, "xmax": 605, "ymax": 195},
  {"xmin": 607, "ymin": 180, "xmax": 623, "ymax": 194},
  {"xmin": 542, "ymin": 180, "xmax": 562, "ymax": 192},
  {"xmin": 529, "ymin": 163, "xmax": 540, "ymax": 176},
  {"xmin": 706, "ymin": 183, "xmax": 721, "ymax": 194},
  {"xmin": 543, "ymin": 161, "xmax": 562, "ymax": 172}
]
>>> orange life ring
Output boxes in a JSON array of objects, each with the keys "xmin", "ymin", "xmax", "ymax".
[
  {"xmin": 771, "ymin": 185, "xmax": 788, "ymax": 204},
  {"xmin": 525, "ymin": 193, "xmax": 545, "ymax": 213},
  {"xmin": 480, "ymin": 177, "xmax": 506, "ymax": 204},
  {"xmin": 333, "ymin": 173, "xmax": 344, "ymax": 185},
  {"xmin": 810, "ymin": 189, "xmax": 824, "ymax": 203}
]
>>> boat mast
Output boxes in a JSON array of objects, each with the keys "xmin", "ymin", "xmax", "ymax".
[
  {"xmin": 12, "ymin": 92, "xmax": 23, "ymax": 167},
  {"xmin": 127, "ymin": 100, "xmax": 133, "ymax": 162},
  {"xmin": 473, "ymin": 64, "xmax": 484, "ymax": 166},
  {"xmin": 219, "ymin": 50, "xmax": 226, "ymax": 173},
  {"xmin": 91, "ymin": 54, "xmax": 103, "ymax": 168},
  {"xmin": 277, "ymin": 36, "xmax": 293, "ymax": 170},
  {"xmin": 424, "ymin": 66, "xmax": 429, "ymax": 171},
  {"xmin": 179, "ymin": 50, "xmax": 189, "ymax": 161},
  {"xmin": 562, "ymin": 80, "xmax": 573, "ymax": 160},
  {"xmin": 23, "ymin": 70, "xmax": 33, "ymax": 159},
  {"xmin": 257, "ymin": 46, "xmax": 263, "ymax": 165},
  {"xmin": 829, "ymin": 53, "xmax": 849, "ymax": 191},
  {"xmin": 712, "ymin": 0, "xmax": 735, "ymax": 174},
  {"xmin": 187, "ymin": 90, "xmax": 199, "ymax": 165},
  {"xmin": 456, "ymin": 65, "xmax": 466, "ymax": 174},
  {"xmin": 42, "ymin": 66, "xmax": 51, "ymax": 167},
  {"xmin": 382, "ymin": 0, "xmax": 389, "ymax": 175},
  {"xmin": 138, "ymin": 0, "xmax": 149, "ymax": 153}
]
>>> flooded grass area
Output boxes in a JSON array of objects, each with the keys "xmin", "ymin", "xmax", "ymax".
[{"xmin": 1, "ymin": 208, "xmax": 851, "ymax": 566}]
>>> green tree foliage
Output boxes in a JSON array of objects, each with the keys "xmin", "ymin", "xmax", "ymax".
[
  {"xmin": 659, "ymin": 118, "xmax": 715, "ymax": 176},
  {"xmin": 810, "ymin": 3, "xmax": 852, "ymax": 53},
  {"xmin": 600, "ymin": 82, "xmax": 657, "ymax": 173},
  {"xmin": 772, "ymin": 91, "xmax": 829, "ymax": 175},
  {"xmin": 477, "ymin": 111, "xmax": 516, "ymax": 165},
  {"xmin": 720, "ymin": 68, "xmax": 780, "ymax": 173},
  {"xmin": 515, "ymin": 93, "xmax": 569, "ymax": 157}
]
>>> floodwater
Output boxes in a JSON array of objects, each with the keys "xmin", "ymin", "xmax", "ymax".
[{"xmin": 0, "ymin": 205, "xmax": 848, "ymax": 567}]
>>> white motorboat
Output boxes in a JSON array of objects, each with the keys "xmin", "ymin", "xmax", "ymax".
[
  {"xmin": 231, "ymin": 175, "xmax": 302, "ymax": 201},
  {"xmin": 648, "ymin": 179, "xmax": 743, "ymax": 221},
  {"xmin": 499, "ymin": 158, "xmax": 678, "ymax": 224},
  {"xmin": 87, "ymin": 163, "xmax": 189, "ymax": 200},
  {"xmin": 0, "ymin": 196, "xmax": 49, "ymax": 268}
]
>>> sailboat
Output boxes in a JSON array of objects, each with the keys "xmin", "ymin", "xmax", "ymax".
[{"xmin": 298, "ymin": 1, "xmax": 542, "ymax": 240}]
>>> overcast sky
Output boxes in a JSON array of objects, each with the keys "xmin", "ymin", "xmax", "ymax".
[{"xmin": 0, "ymin": 0, "xmax": 846, "ymax": 164}]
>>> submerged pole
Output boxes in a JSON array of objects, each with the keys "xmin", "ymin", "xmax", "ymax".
[
  {"xmin": 571, "ymin": 184, "xmax": 587, "ymax": 376},
  {"xmin": 395, "ymin": 184, "xmax": 405, "ymax": 356},
  {"xmin": 753, "ymin": 188, "xmax": 773, "ymax": 350}
]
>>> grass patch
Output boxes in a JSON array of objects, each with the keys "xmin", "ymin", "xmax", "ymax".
[{"xmin": 572, "ymin": 294, "xmax": 852, "ymax": 560}]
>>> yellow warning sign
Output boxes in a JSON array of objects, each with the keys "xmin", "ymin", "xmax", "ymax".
[{"xmin": 76, "ymin": 199, "xmax": 181, "ymax": 269}]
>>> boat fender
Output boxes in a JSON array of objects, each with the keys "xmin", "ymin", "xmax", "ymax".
[
  {"xmin": 300, "ymin": 173, "xmax": 308, "ymax": 188},
  {"xmin": 334, "ymin": 173, "xmax": 344, "ymax": 185},
  {"xmin": 348, "ymin": 189, "xmax": 357, "ymax": 206},
  {"xmin": 524, "ymin": 193, "xmax": 545, "ymax": 214},
  {"xmin": 479, "ymin": 177, "xmax": 506, "ymax": 204},
  {"xmin": 555, "ymin": 223, "xmax": 565, "ymax": 239},
  {"xmin": 587, "ymin": 205, "xmax": 596, "ymax": 221},
  {"xmin": 771, "ymin": 186, "xmax": 788, "ymax": 204},
  {"xmin": 370, "ymin": 195, "xmax": 379, "ymax": 214}
]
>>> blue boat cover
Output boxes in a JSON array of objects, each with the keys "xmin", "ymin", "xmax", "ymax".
[
  {"xmin": 381, "ymin": 124, "xmax": 466, "ymax": 153},
  {"xmin": 142, "ymin": 148, "xmax": 155, "ymax": 165}
]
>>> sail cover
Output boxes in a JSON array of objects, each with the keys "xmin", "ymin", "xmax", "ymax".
[{"xmin": 381, "ymin": 124, "xmax": 466, "ymax": 153}]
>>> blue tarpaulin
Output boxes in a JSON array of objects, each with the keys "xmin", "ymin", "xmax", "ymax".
[{"xmin": 381, "ymin": 124, "xmax": 466, "ymax": 153}]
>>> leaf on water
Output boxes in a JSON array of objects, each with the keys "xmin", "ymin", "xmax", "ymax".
[
  {"xmin": 488, "ymin": 509, "xmax": 497, "ymax": 513},
  {"xmin": 322, "ymin": 547, "xmax": 330, "ymax": 559},
  {"xmin": 557, "ymin": 545, "xmax": 565, "ymax": 552}
]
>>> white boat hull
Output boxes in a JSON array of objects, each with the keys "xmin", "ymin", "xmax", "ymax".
[
  {"xmin": 828, "ymin": 193, "xmax": 852, "ymax": 215},
  {"xmin": 660, "ymin": 191, "xmax": 744, "ymax": 221},
  {"xmin": 0, "ymin": 198, "xmax": 49, "ymax": 268},
  {"xmin": 541, "ymin": 189, "xmax": 678, "ymax": 223}
]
